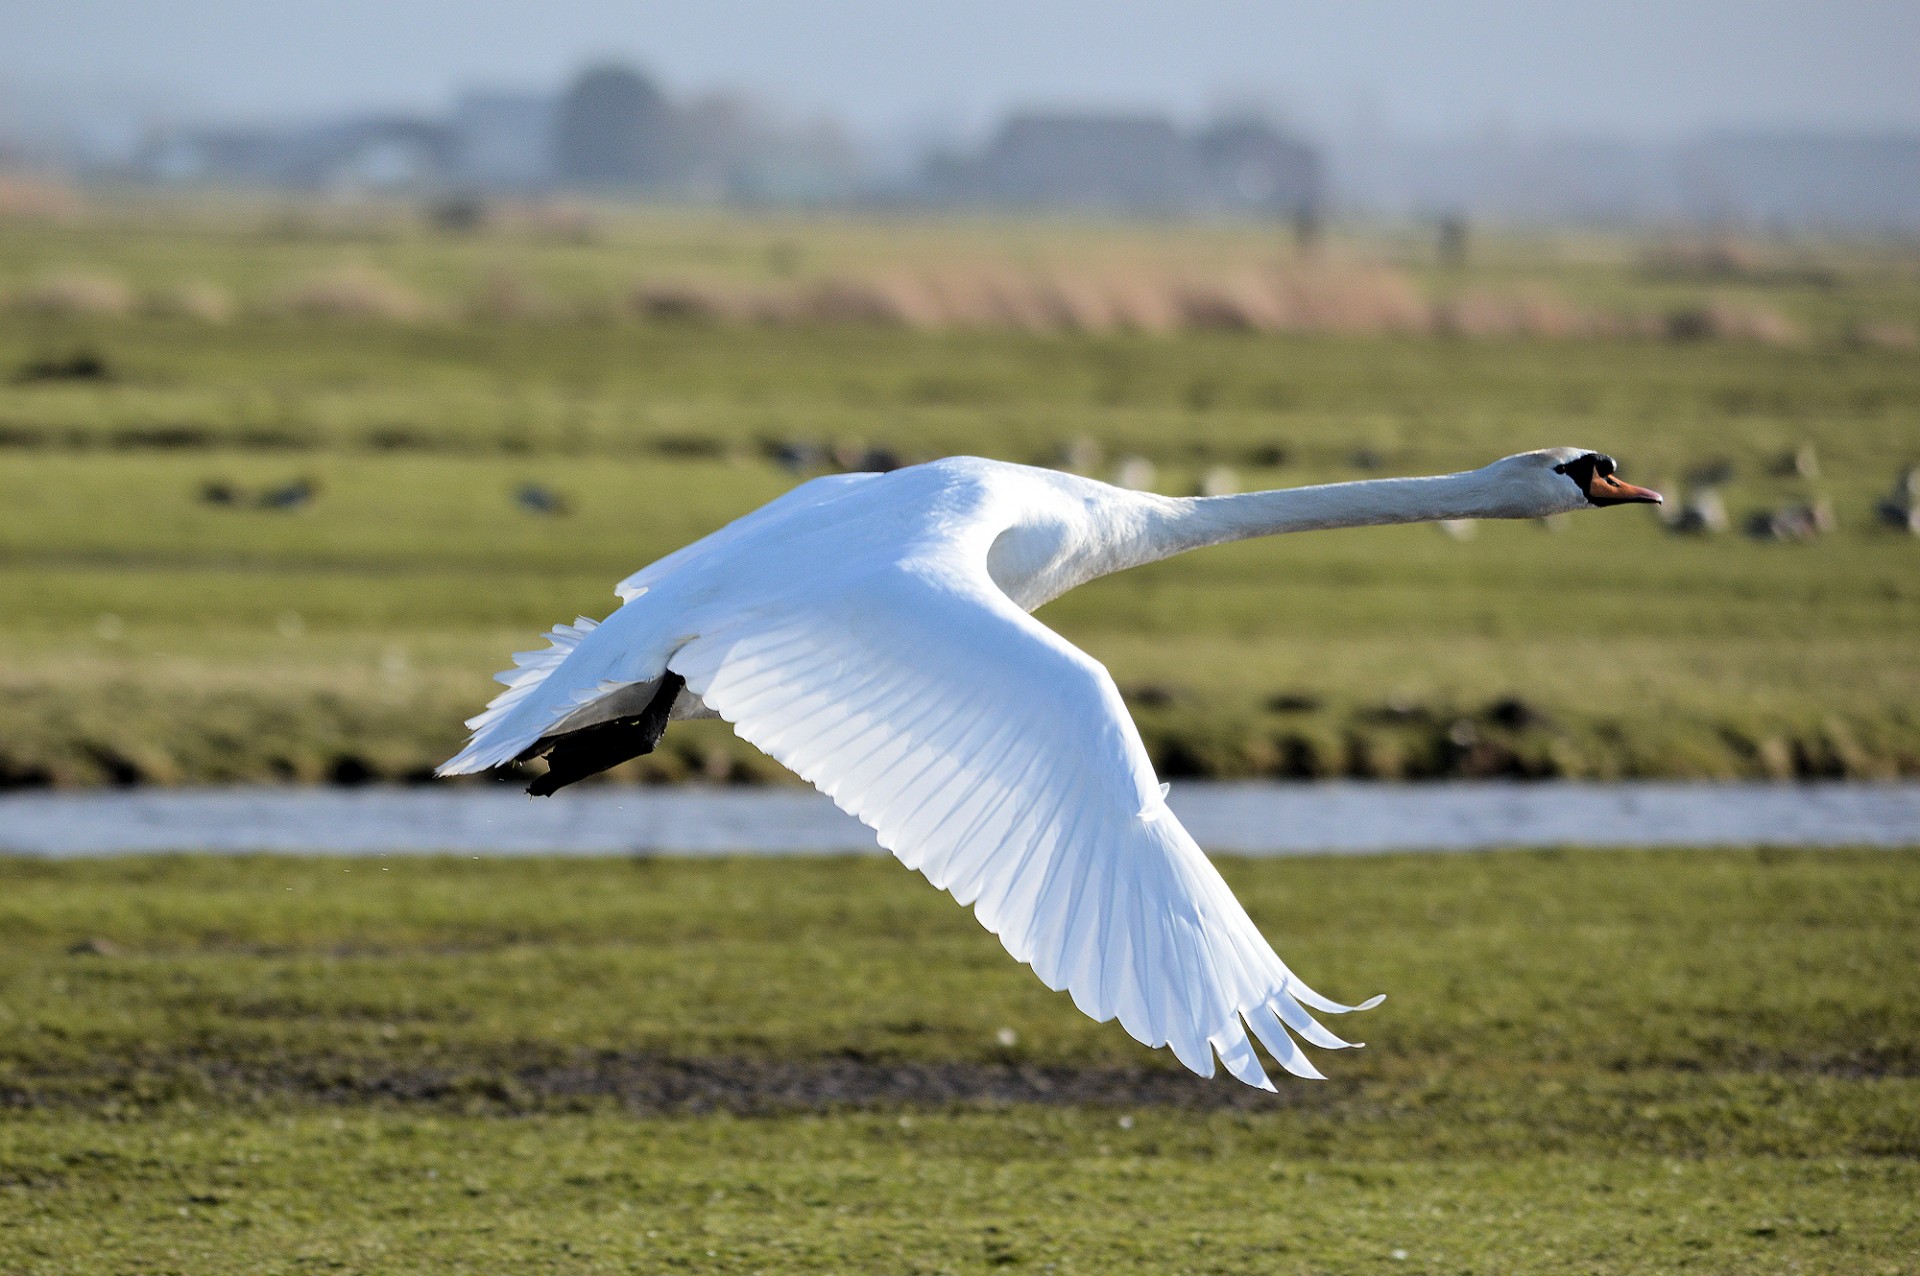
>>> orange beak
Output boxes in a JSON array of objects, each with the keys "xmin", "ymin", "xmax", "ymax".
[{"xmin": 1587, "ymin": 473, "xmax": 1663, "ymax": 506}]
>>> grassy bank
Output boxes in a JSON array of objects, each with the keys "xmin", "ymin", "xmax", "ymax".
[
  {"xmin": 6, "ymin": 1114, "xmax": 1913, "ymax": 1274},
  {"xmin": 1, "ymin": 205, "xmax": 1918, "ymax": 785},
  {"xmin": 0, "ymin": 848, "xmax": 1915, "ymax": 1272},
  {"xmin": 1, "ymin": 426, "xmax": 1913, "ymax": 786}
]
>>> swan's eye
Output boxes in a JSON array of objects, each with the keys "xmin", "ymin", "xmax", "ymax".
[{"xmin": 1553, "ymin": 452, "xmax": 1612, "ymax": 480}]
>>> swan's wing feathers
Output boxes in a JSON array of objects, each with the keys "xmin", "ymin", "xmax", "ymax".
[
  {"xmin": 445, "ymin": 473, "xmax": 895, "ymax": 777},
  {"xmin": 669, "ymin": 559, "xmax": 1375, "ymax": 1087},
  {"xmin": 613, "ymin": 472, "xmax": 882, "ymax": 603}
]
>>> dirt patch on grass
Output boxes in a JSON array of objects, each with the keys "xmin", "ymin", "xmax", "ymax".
[
  {"xmin": 3, "ymin": 1049, "xmax": 1333, "ymax": 1116},
  {"xmin": 384, "ymin": 1052, "xmax": 1324, "ymax": 1113},
  {"xmin": 9, "ymin": 1042, "xmax": 1905, "ymax": 1118}
]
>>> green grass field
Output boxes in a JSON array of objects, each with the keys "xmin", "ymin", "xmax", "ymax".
[
  {"xmin": 3, "ymin": 201, "xmax": 1918, "ymax": 785},
  {"xmin": 2, "ymin": 848, "xmax": 1916, "ymax": 1272},
  {"xmin": 3, "ymin": 202, "xmax": 1918, "ymax": 1272}
]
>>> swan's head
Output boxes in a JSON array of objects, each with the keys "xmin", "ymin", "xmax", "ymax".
[{"xmin": 1484, "ymin": 448, "xmax": 1663, "ymax": 517}]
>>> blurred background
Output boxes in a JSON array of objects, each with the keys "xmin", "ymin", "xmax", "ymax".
[
  {"xmin": 3, "ymin": 7, "xmax": 1919, "ymax": 1272},
  {"xmin": 1, "ymin": 0, "xmax": 1916, "ymax": 789}
]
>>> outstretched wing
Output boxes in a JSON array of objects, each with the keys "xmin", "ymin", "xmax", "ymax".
[{"xmin": 668, "ymin": 554, "xmax": 1379, "ymax": 1088}]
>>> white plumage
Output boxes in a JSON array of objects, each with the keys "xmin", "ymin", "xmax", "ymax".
[{"xmin": 441, "ymin": 450, "xmax": 1657, "ymax": 1087}]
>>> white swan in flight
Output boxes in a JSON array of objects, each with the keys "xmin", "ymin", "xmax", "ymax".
[{"xmin": 441, "ymin": 448, "xmax": 1659, "ymax": 1088}]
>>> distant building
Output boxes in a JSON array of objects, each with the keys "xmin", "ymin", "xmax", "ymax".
[
  {"xmin": 453, "ymin": 92, "xmax": 555, "ymax": 191},
  {"xmin": 1191, "ymin": 120, "xmax": 1321, "ymax": 218},
  {"xmin": 553, "ymin": 65, "xmax": 679, "ymax": 189},
  {"xmin": 681, "ymin": 97, "xmax": 863, "ymax": 206},
  {"xmin": 970, "ymin": 113, "xmax": 1189, "ymax": 213},
  {"xmin": 129, "ymin": 61, "xmax": 859, "ymax": 206},
  {"xmin": 137, "ymin": 116, "xmax": 455, "ymax": 193},
  {"xmin": 112, "ymin": 58, "xmax": 1917, "ymax": 232},
  {"xmin": 300, "ymin": 118, "xmax": 456, "ymax": 193},
  {"xmin": 924, "ymin": 111, "xmax": 1322, "ymax": 219},
  {"xmin": 141, "ymin": 127, "xmax": 294, "ymax": 186}
]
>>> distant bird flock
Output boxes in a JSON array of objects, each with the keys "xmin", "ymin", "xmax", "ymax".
[{"xmin": 182, "ymin": 442, "xmax": 1918, "ymax": 546}]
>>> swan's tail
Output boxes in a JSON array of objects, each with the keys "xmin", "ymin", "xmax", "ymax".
[{"xmin": 438, "ymin": 613, "xmax": 631, "ymax": 776}]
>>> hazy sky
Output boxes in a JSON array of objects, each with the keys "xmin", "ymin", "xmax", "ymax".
[{"xmin": 4, "ymin": 0, "xmax": 1916, "ymax": 141}]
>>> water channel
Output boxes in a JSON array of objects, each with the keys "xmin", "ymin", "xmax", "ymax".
[{"xmin": 3, "ymin": 781, "xmax": 1915, "ymax": 857}]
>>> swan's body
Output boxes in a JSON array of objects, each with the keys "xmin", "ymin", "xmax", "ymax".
[{"xmin": 441, "ymin": 448, "xmax": 1657, "ymax": 1088}]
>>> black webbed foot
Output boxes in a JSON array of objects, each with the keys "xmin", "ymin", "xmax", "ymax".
[{"xmin": 520, "ymin": 672, "xmax": 685, "ymax": 796}]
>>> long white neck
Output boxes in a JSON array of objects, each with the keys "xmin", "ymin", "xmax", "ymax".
[
  {"xmin": 1131, "ymin": 468, "xmax": 1518, "ymax": 563},
  {"xmin": 995, "ymin": 466, "xmax": 1547, "ymax": 611}
]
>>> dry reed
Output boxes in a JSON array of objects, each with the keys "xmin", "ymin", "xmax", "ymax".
[
  {"xmin": 1433, "ymin": 288, "xmax": 1593, "ymax": 340},
  {"xmin": 270, "ymin": 263, "xmax": 433, "ymax": 322},
  {"xmin": 145, "ymin": 280, "xmax": 237, "ymax": 323},
  {"xmin": 1662, "ymin": 299, "xmax": 1802, "ymax": 345},
  {"xmin": 9, "ymin": 246, "xmax": 1820, "ymax": 347},
  {"xmin": 627, "ymin": 279, "xmax": 752, "ymax": 324},
  {"xmin": 1846, "ymin": 319, "xmax": 1918, "ymax": 350},
  {"xmin": 0, "ymin": 175, "xmax": 84, "ymax": 219},
  {"xmin": 12, "ymin": 270, "xmax": 137, "ymax": 317},
  {"xmin": 466, "ymin": 272, "xmax": 564, "ymax": 323}
]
